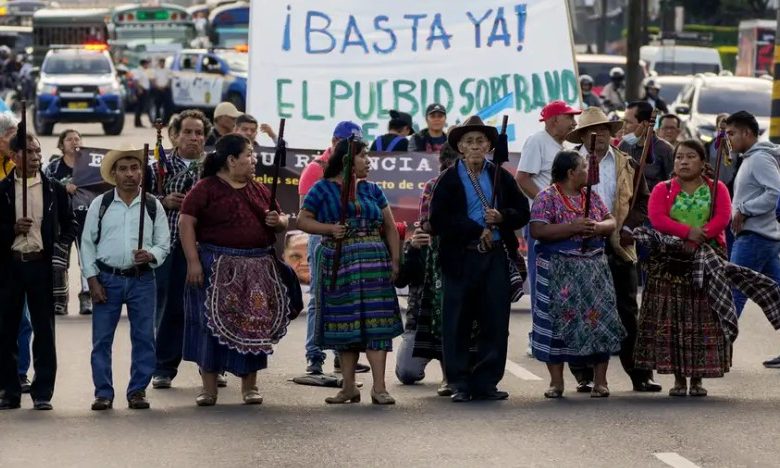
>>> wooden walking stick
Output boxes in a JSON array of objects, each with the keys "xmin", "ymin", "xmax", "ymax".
[
  {"xmin": 709, "ymin": 120, "xmax": 730, "ymax": 219},
  {"xmin": 138, "ymin": 143, "xmax": 149, "ymax": 252},
  {"xmin": 18, "ymin": 100, "xmax": 27, "ymax": 217},
  {"xmin": 268, "ymin": 118, "xmax": 287, "ymax": 209},
  {"xmin": 491, "ymin": 115, "xmax": 510, "ymax": 208},
  {"xmin": 330, "ymin": 136, "xmax": 356, "ymax": 291},
  {"xmin": 153, "ymin": 119, "xmax": 168, "ymax": 196},
  {"xmin": 630, "ymin": 109, "xmax": 659, "ymax": 210},
  {"xmin": 582, "ymin": 132, "xmax": 599, "ymax": 252}
]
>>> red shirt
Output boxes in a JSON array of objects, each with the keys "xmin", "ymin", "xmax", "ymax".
[
  {"xmin": 181, "ymin": 176, "xmax": 280, "ymax": 249},
  {"xmin": 298, "ymin": 147, "xmax": 332, "ymax": 196}
]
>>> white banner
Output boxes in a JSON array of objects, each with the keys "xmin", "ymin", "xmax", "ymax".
[{"xmin": 248, "ymin": 0, "xmax": 579, "ymax": 151}]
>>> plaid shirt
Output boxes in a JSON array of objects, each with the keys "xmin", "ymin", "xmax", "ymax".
[
  {"xmin": 149, "ymin": 150, "xmax": 204, "ymax": 246},
  {"xmin": 634, "ymin": 227, "xmax": 780, "ymax": 341}
]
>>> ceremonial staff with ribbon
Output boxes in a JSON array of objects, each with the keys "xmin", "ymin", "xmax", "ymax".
[
  {"xmin": 268, "ymin": 118, "xmax": 287, "ymax": 210},
  {"xmin": 582, "ymin": 132, "xmax": 599, "ymax": 252},
  {"xmin": 153, "ymin": 119, "xmax": 170, "ymax": 196},
  {"xmin": 710, "ymin": 120, "xmax": 732, "ymax": 219},
  {"xmin": 330, "ymin": 135, "xmax": 355, "ymax": 290},
  {"xmin": 630, "ymin": 109, "xmax": 659, "ymax": 210}
]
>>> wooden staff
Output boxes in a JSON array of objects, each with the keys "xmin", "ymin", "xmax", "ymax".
[
  {"xmin": 268, "ymin": 118, "xmax": 287, "ymax": 209},
  {"xmin": 491, "ymin": 115, "xmax": 510, "ymax": 208},
  {"xmin": 18, "ymin": 100, "xmax": 27, "ymax": 217},
  {"xmin": 709, "ymin": 120, "xmax": 729, "ymax": 219},
  {"xmin": 330, "ymin": 136, "xmax": 355, "ymax": 291},
  {"xmin": 582, "ymin": 132, "xmax": 598, "ymax": 252},
  {"xmin": 138, "ymin": 143, "xmax": 149, "ymax": 252},
  {"xmin": 154, "ymin": 119, "xmax": 165, "ymax": 195},
  {"xmin": 629, "ymin": 109, "xmax": 659, "ymax": 210}
]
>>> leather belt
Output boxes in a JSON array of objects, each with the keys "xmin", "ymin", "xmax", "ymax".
[
  {"xmin": 11, "ymin": 251, "xmax": 45, "ymax": 262},
  {"xmin": 97, "ymin": 260, "xmax": 151, "ymax": 277}
]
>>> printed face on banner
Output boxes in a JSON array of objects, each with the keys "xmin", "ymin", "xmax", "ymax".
[{"xmin": 248, "ymin": 0, "xmax": 580, "ymax": 151}]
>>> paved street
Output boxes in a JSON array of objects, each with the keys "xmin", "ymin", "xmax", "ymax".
[{"xmin": 1, "ymin": 117, "xmax": 780, "ymax": 467}]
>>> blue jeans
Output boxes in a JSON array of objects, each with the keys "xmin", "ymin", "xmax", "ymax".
[
  {"xmin": 305, "ymin": 235, "xmax": 326, "ymax": 363},
  {"xmin": 17, "ymin": 300, "xmax": 31, "ymax": 377},
  {"xmin": 91, "ymin": 270, "xmax": 157, "ymax": 400},
  {"xmin": 730, "ymin": 232, "xmax": 780, "ymax": 317}
]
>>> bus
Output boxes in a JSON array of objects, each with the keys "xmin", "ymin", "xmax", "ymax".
[
  {"xmin": 0, "ymin": 0, "xmax": 46, "ymax": 26},
  {"xmin": 31, "ymin": 8, "xmax": 110, "ymax": 66},
  {"xmin": 208, "ymin": 1, "xmax": 248, "ymax": 48},
  {"xmin": 108, "ymin": 3, "xmax": 197, "ymax": 67},
  {"xmin": 0, "ymin": 25, "xmax": 32, "ymax": 54}
]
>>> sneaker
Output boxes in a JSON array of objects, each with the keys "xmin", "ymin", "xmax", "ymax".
[
  {"xmin": 78, "ymin": 292, "xmax": 93, "ymax": 315},
  {"xmin": 762, "ymin": 354, "xmax": 780, "ymax": 368},
  {"xmin": 33, "ymin": 400, "xmax": 53, "ymax": 410},
  {"xmin": 91, "ymin": 398, "xmax": 113, "ymax": 411},
  {"xmin": 19, "ymin": 375, "xmax": 31, "ymax": 394},
  {"xmin": 306, "ymin": 359, "xmax": 324, "ymax": 375},
  {"xmin": 128, "ymin": 391, "xmax": 150, "ymax": 410},
  {"xmin": 217, "ymin": 373, "xmax": 228, "ymax": 388},
  {"xmin": 152, "ymin": 376, "xmax": 172, "ymax": 389}
]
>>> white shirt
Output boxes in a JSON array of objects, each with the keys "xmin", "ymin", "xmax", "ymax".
[
  {"xmin": 12, "ymin": 173, "xmax": 44, "ymax": 253},
  {"xmin": 517, "ymin": 130, "xmax": 564, "ymax": 199},
  {"xmin": 580, "ymin": 145, "xmax": 617, "ymax": 214},
  {"xmin": 133, "ymin": 67, "xmax": 150, "ymax": 91},
  {"xmin": 154, "ymin": 67, "xmax": 172, "ymax": 88}
]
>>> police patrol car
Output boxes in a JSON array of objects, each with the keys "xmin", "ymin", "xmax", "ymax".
[
  {"xmin": 34, "ymin": 45, "xmax": 125, "ymax": 136},
  {"xmin": 170, "ymin": 47, "xmax": 247, "ymax": 113}
]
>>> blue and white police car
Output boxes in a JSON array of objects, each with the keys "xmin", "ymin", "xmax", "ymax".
[{"xmin": 170, "ymin": 47, "xmax": 247, "ymax": 113}]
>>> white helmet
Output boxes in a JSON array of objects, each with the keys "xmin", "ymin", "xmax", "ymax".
[
  {"xmin": 579, "ymin": 74, "xmax": 594, "ymax": 86},
  {"xmin": 609, "ymin": 67, "xmax": 625, "ymax": 79}
]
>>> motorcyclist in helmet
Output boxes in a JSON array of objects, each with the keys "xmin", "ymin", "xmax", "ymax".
[
  {"xmin": 579, "ymin": 74, "xmax": 603, "ymax": 110},
  {"xmin": 601, "ymin": 66, "xmax": 626, "ymax": 111},
  {"xmin": 641, "ymin": 77, "xmax": 669, "ymax": 113}
]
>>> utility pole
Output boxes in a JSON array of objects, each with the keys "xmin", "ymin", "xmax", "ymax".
[
  {"xmin": 598, "ymin": 0, "xmax": 608, "ymax": 53},
  {"xmin": 770, "ymin": 7, "xmax": 780, "ymax": 144},
  {"xmin": 626, "ymin": 0, "xmax": 642, "ymax": 101}
]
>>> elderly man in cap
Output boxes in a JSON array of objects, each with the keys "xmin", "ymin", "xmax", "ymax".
[
  {"xmin": 297, "ymin": 120, "xmax": 371, "ymax": 376},
  {"xmin": 206, "ymin": 102, "xmax": 243, "ymax": 147},
  {"xmin": 0, "ymin": 133, "xmax": 76, "ymax": 410},
  {"xmin": 429, "ymin": 115, "xmax": 529, "ymax": 402},
  {"xmin": 515, "ymin": 100, "xmax": 581, "ymax": 354},
  {"xmin": 81, "ymin": 144, "xmax": 170, "ymax": 410},
  {"xmin": 410, "ymin": 103, "xmax": 448, "ymax": 153},
  {"xmin": 564, "ymin": 107, "xmax": 661, "ymax": 393},
  {"xmin": 371, "ymin": 110, "xmax": 412, "ymax": 152}
]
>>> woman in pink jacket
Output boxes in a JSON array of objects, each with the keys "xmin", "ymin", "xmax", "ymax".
[{"xmin": 635, "ymin": 139, "xmax": 732, "ymax": 397}]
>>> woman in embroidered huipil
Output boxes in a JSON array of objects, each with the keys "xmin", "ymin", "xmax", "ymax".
[
  {"xmin": 635, "ymin": 139, "xmax": 732, "ymax": 397},
  {"xmin": 297, "ymin": 138, "xmax": 403, "ymax": 406},
  {"xmin": 530, "ymin": 150, "xmax": 625, "ymax": 399},
  {"xmin": 179, "ymin": 134, "xmax": 297, "ymax": 407}
]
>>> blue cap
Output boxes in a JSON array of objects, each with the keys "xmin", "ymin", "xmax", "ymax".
[{"xmin": 332, "ymin": 121, "xmax": 362, "ymax": 139}]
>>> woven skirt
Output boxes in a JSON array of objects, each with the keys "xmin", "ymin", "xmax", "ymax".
[
  {"xmin": 315, "ymin": 234, "xmax": 403, "ymax": 352},
  {"xmin": 635, "ymin": 252, "xmax": 732, "ymax": 378},
  {"xmin": 183, "ymin": 244, "xmax": 293, "ymax": 375}
]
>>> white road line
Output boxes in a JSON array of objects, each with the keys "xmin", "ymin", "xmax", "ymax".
[
  {"xmin": 654, "ymin": 452, "xmax": 701, "ymax": 468},
  {"xmin": 505, "ymin": 359, "xmax": 543, "ymax": 381}
]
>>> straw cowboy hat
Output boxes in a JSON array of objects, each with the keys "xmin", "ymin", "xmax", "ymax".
[
  {"xmin": 447, "ymin": 115, "xmax": 498, "ymax": 150},
  {"xmin": 565, "ymin": 107, "xmax": 623, "ymax": 144},
  {"xmin": 101, "ymin": 143, "xmax": 146, "ymax": 186}
]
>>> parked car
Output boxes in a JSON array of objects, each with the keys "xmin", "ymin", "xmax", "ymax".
[
  {"xmin": 169, "ymin": 47, "xmax": 247, "ymax": 113},
  {"xmin": 670, "ymin": 75, "xmax": 770, "ymax": 144},
  {"xmin": 641, "ymin": 45, "xmax": 722, "ymax": 76},
  {"xmin": 34, "ymin": 46, "xmax": 124, "ymax": 136},
  {"xmin": 652, "ymin": 75, "xmax": 692, "ymax": 108}
]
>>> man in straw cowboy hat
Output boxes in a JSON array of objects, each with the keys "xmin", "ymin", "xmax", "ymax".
[
  {"xmin": 429, "ymin": 115, "xmax": 529, "ymax": 403},
  {"xmin": 0, "ymin": 132, "xmax": 76, "ymax": 411},
  {"xmin": 80, "ymin": 144, "xmax": 170, "ymax": 410},
  {"xmin": 564, "ymin": 107, "xmax": 662, "ymax": 393}
]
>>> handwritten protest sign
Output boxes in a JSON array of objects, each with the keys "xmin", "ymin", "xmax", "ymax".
[{"xmin": 248, "ymin": 0, "xmax": 579, "ymax": 151}]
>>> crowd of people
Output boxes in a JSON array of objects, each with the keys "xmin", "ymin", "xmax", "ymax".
[{"xmin": 1, "ymin": 90, "xmax": 780, "ymax": 411}]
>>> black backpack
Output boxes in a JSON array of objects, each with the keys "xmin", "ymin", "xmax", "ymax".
[{"xmin": 95, "ymin": 190, "xmax": 158, "ymax": 244}]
